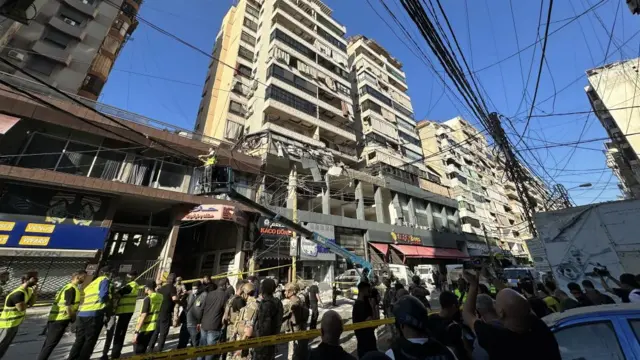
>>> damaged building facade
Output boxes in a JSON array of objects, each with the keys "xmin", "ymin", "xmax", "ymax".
[{"xmin": 195, "ymin": 0, "xmax": 468, "ymax": 282}]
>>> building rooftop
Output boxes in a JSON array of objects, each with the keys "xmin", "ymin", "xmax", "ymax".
[{"xmin": 348, "ymin": 35, "xmax": 403, "ymax": 69}]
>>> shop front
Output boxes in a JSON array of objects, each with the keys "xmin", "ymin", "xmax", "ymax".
[
  {"xmin": 0, "ymin": 183, "xmax": 111, "ymax": 300},
  {"xmin": 367, "ymin": 229, "xmax": 468, "ymax": 270},
  {"xmin": 254, "ymin": 216, "xmax": 293, "ymax": 283},
  {"xmin": 299, "ymin": 223, "xmax": 336, "ymax": 284}
]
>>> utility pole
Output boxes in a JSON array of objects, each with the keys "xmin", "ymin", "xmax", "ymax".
[
  {"xmin": 554, "ymin": 184, "xmax": 572, "ymax": 208},
  {"xmin": 487, "ymin": 113, "xmax": 538, "ymax": 238},
  {"xmin": 288, "ymin": 166, "xmax": 298, "ymax": 283},
  {"xmin": 481, "ymin": 224, "xmax": 496, "ymax": 271}
]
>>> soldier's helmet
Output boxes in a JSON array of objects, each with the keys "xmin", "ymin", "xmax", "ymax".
[{"xmin": 242, "ymin": 282, "xmax": 256, "ymax": 296}]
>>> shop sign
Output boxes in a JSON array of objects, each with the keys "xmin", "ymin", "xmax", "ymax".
[
  {"xmin": 300, "ymin": 223, "xmax": 336, "ymax": 261},
  {"xmin": 258, "ymin": 216, "xmax": 293, "ymax": 238},
  {"xmin": 0, "ymin": 220, "xmax": 108, "ymax": 250},
  {"xmin": 182, "ymin": 205, "xmax": 246, "ymax": 225},
  {"xmin": 391, "ymin": 231, "xmax": 421, "ymax": 244}
]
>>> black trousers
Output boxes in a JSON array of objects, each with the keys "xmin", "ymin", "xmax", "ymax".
[
  {"xmin": 134, "ymin": 331, "xmax": 154, "ymax": 355},
  {"xmin": 147, "ymin": 318, "xmax": 171, "ymax": 352},
  {"xmin": 102, "ymin": 313, "xmax": 133, "ymax": 359},
  {"xmin": 68, "ymin": 316, "xmax": 104, "ymax": 360},
  {"xmin": 309, "ymin": 305, "xmax": 319, "ymax": 329},
  {"xmin": 37, "ymin": 320, "xmax": 71, "ymax": 360}
]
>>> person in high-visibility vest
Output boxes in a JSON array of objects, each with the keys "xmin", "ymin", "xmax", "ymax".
[
  {"xmin": 101, "ymin": 270, "xmax": 140, "ymax": 360},
  {"xmin": 68, "ymin": 266, "xmax": 113, "ymax": 360},
  {"xmin": 132, "ymin": 280, "xmax": 164, "ymax": 355},
  {"xmin": 37, "ymin": 270, "xmax": 87, "ymax": 360},
  {"xmin": 198, "ymin": 148, "xmax": 217, "ymax": 194},
  {"xmin": 0, "ymin": 271, "xmax": 38, "ymax": 358}
]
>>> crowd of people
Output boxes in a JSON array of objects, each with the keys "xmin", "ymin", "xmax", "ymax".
[{"xmin": 0, "ymin": 266, "xmax": 638, "ymax": 360}]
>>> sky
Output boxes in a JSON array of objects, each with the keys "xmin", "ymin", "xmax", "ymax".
[{"xmin": 99, "ymin": 0, "xmax": 639, "ymax": 206}]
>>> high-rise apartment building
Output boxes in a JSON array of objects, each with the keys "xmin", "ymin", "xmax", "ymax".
[
  {"xmin": 417, "ymin": 117, "xmax": 550, "ymax": 260},
  {"xmin": 197, "ymin": 0, "xmax": 468, "ymax": 280},
  {"xmin": 0, "ymin": 0, "xmax": 140, "ymax": 99},
  {"xmin": 195, "ymin": 0, "xmax": 358, "ymax": 166},
  {"xmin": 347, "ymin": 35, "xmax": 448, "ymax": 197},
  {"xmin": 585, "ymin": 59, "xmax": 640, "ymax": 199}
]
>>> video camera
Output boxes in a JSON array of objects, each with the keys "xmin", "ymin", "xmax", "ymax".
[{"xmin": 462, "ymin": 258, "xmax": 483, "ymax": 270}]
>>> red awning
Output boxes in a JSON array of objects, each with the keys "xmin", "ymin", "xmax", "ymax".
[
  {"xmin": 391, "ymin": 244, "xmax": 468, "ymax": 259},
  {"xmin": 370, "ymin": 243, "xmax": 389, "ymax": 255}
]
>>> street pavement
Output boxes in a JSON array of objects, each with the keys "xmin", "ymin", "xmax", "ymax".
[{"xmin": 4, "ymin": 290, "xmax": 440, "ymax": 359}]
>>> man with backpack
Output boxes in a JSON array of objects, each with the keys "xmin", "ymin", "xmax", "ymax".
[
  {"xmin": 252, "ymin": 279, "xmax": 283, "ymax": 360},
  {"xmin": 385, "ymin": 295, "xmax": 456, "ymax": 360},
  {"xmin": 282, "ymin": 283, "xmax": 309, "ymax": 360}
]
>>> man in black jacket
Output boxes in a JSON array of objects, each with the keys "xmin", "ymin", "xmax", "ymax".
[
  {"xmin": 309, "ymin": 310, "xmax": 355, "ymax": 360},
  {"xmin": 177, "ymin": 281, "xmax": 207, "ymax": 349},
  {"xmin": 198, "ymin": 279, "xmax": 229, "ymax": 360}
]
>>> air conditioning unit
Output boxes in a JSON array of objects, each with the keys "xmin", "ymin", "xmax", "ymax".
[
  {"xmin": 63, "ymin": 18, "xmax": 77, "ymax": 26},
  {"xmin": 7, "ymin": 50, "xmax": 24, "ymax": 61}
]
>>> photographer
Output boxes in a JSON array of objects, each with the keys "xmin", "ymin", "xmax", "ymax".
[{"xmin": 598, "ymin": 272, "xmax": 640, "ymax": 303}]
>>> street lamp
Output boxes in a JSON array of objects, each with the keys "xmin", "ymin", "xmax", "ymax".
[{"xmin": 568, "ymin": 183, "xmax": 592, "ymax": 191}]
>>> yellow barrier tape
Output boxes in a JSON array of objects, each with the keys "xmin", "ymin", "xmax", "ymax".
[
  {"xmin": 182, "ymin": 264, "xmax": 291, "ymax": 284},
  {"xmin": 125, "ymin": 317, "xmax": 396, "ymax": 360}
]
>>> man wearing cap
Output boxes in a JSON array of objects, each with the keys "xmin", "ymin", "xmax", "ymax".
[
  {"xmin": 101, "ymin": 270, "xmax": 140, "ymax": 360},
  {"xmin": 69, "ymin": 266, "xmax": 113, "ymax": 360},
  {"xmin": 133, "ymin": 280, "xmax": 164, "ymax": 354}
]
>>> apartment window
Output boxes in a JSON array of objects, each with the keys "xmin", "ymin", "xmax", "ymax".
[
  {"xmin": 243, "ymin": 17, "xmax": 258, "ymax": 32},
  {"xmin": 397, "ymin": 117, "xmax": 415, "ymax": 131},
  {"xmin": 317, "ymin": 54, "xmax": 348, "ymax": 80},
  {"xmin": 26, "ymin": 56, "xmax": 56, "ymax": 76},
  {"xmin": 386, "ymin": 65, "xmax": 406, "ymax": 84},
  {"xmin": 393, "ymin": 101, "xmax": 414, "ymax": 119},
  {"xmin": 399, "ymin": 132, "xmax": 420, "ymax": 147},
  {"xmin": 58, "ymin": 6, "xmax": 85, "ymax": 26},
  {"xmin": 241, "ymin": 31, "xmax": 256, "ymax": 46},
  {"xmin": 317, "ymin": 14, "xmax": 345, "ymax": 38},
  {"xmin": 403, "ymin": 149, "xmax": 422, "ymax": 161},
  {"xmin": 268, "ymin": 64, "xmax": 317, "ymax": 96},
  {"xmin": 81, "ymin": 75, "xmax": 105, "ymax": 94},
  {"xmin": 121, "ymin": 2, "xmax": 136, "ymax": 17},
  {"xmin": 229, "ymin": 100, "xmax": 245, "ymax": 116},
  {"xmin": 238, "ymin": 46, "xmax": 254, "ymax": 62},
  {"xmin": 43, "ymin": 29, "xmax": 74, "ymax": 49},
  {"xmin": 270, "ymin": 29, "xmax": 316, "ymax": 60},
  {"xmin": 224, "ymin": 120, "xmax": 244, "ymax": 140},
  {"xmin": 335, "ymin": 81, "xmax": 349, "ymax": 96},
  {"xmin": 245, "ymin": 4, "xmax": 259, "ymax": 18},
  {"xmin": 235, "ymin": 63, "xmax": 252, "ymax": 78},
  {"xmin": 232, "ymin": 82, "xmax": 246, "ymax": 96},
  {"xmin": 265, "ymin": 85, "xmax": 317, "ymax": 116},
  {"xmin": 316, "ymin": 27, "xmax": 346, "ymax": 52},
  {"xmin": 359, "ymin": 85, "xmax": 392, "ymax": 107},
  {"xmin": 361, "ymin": 100, "xmax": 381, "ymax": 115}
]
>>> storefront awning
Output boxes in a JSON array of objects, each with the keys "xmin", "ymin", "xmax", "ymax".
[
  {"xmin": 391, "ymin": 244, "xmax": 468, "ymax": 259},
  {"xmin": 370, "ymin": 243, "xmax": 389, "ymax": 255}
]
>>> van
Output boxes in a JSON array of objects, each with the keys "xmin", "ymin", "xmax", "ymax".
[{"xmin": 502, "ymin": 267, "xmax": 539, "ymax": 287}]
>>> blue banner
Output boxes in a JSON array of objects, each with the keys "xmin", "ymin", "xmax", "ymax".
[{"xmin": 0, "ymin": 220, "xmax": 108, "ymax": 250}]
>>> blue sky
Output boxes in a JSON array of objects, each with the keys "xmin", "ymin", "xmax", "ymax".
[{"xmin": 100, "ymin": 0, "xmax": 638, "ymax": 205}]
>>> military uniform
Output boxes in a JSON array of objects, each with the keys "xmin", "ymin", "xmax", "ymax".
[
  {"xmin": 282, "ymin": 295, "xmax": 307, "ymax": 360},
  {"xmin": 252, "ymin": 295, "xmax": 283, "ymax": 360},
  {"xmin": 224, "ymin": 295, "xmax": 242, "ymax": 342},
  {"xmin": 232, "ymin": 297, "xmax": 258, "ymax": 360}
]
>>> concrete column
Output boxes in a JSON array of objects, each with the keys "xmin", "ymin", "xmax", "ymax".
[
  {"xmin": 391, "ymin": 192, "xmax": 403, "ymax": 224},
  {"xmin": 425, "ymin": 203, "xmax": 435, "ymax": 229},
  {"xmin": 287, "ymin": 167, "xmax": 297, "ymax": 209},
  {"xmin": 232, "ymin": 224, "xmax": 245, "ymax": 287},
  {"xmin": 374, "ymin": 186, "xmax": 386, "ymax": 223},
  {"xmin": 156, "ymin": 208, "xmax": 185, "ymax": 284},
  {"xmin": 452, "ymin": 210, "xmax": 461, "ymax": 231},
  {"xmin": 255, "ymin": 175, "xmax": 266, "ymax": 205},
  {"xmin": 322, "ymin": 173, "xmax": 330, "ymax": 215},
  {"xmin": 407, "ymin": 198, "xmax": 418, "ymax": 225},
  {"xmin": 355, "ymin": 180, "xmax": 365, "ymax": 220},
  {"xmin": 440, "ymin": 206, "xmax": 449, "ymax": 230}
]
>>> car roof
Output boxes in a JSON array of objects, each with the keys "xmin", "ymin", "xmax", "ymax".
[{"xmin": 543, "ymin": 303, "xmax": 640, "ymax": 327}]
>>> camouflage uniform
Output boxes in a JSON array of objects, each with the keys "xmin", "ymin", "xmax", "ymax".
[
  {"xmin": 232, "ymin": 297, "xmax": 258, "ymax": 360},
  {"xmin": 251, "ymin": 295, "xmax": 284, "ymax": 360},
  {"xmin": 282, "ymin": 292, "xmax": 307, "ymax": 360},
  {"xmin": 224, "ymin": 295, "xmax": 243, "ymax": 341}
]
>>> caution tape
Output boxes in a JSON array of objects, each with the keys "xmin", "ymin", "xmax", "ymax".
[
  {"xmin": 182, "ymin": 264, "xmax": 292, "ymax": 284},
  {"xmin": 125, "ymin": 317, "xmax": 396, "ymax": 360}
]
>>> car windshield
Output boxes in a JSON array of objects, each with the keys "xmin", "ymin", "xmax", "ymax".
[
  {"xmin": 503, "ymin": 269, "xmax": 531, "ymax": 279},
  {"xmin": 415, "ymin": 268, "xmax": 430, "ymax": 275}
]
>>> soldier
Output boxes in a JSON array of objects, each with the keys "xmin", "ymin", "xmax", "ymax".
[
  {"xmin": 232, "ymin": 282, "xmax": 258, "ymax": 360},
  {"xmin": 282, "ymin": 283, "xmax": 308, "ymax": 360},
  {"xmin": 223, "ymin": 280, "xmax": 247, "ymax": 342},
  {"xmin": 252, "ymin": 278, "xmax": 283, "ymax": 360}
]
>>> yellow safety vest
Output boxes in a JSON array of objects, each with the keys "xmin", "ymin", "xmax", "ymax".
[
  {"xmin": 115, "ymin": 281, "xmax": 139, "ymax": 315},
  {"xmin": 79, "ymin": 276, "xmax": 109, "ymax": 312},
  {"xmin": 48, "ymin": 283, "xmax": 81, "ymax": 322},
  {"xmin": 140, "ymin": 292, "xmax": 163, "ymax": 333},
  {"xmin": 0, "ymin": 286, "xmax": 32, "ymax": 328},
  {"xmin": 454, "ymin": 289, "xmax": 467, "ymax": 305},
  {"xmin": 205, "ymin": 156, "xmax": 217, "ymax": 166}
]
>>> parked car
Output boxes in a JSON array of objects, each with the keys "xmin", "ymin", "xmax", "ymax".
[{"xmin": 543, "ymin": 303, "xmax": 640, "ymax": 359}]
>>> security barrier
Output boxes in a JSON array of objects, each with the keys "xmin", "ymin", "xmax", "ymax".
[{"xmin": 125, "ymin": 317, "xmax": 396, "ymax": 360}]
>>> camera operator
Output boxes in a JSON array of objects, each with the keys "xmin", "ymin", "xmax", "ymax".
[{"xmin": 598, "ymin": 271, "xmax": 640, "ymax": 303}]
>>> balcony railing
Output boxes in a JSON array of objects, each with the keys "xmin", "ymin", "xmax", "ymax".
[{"xmin": 0, "ymin": 71, "xmax": 221, "ymax": 145}]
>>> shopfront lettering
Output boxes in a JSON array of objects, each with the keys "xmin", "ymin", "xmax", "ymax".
[
  {"xmin": 0, "ymin": 235, "xmax": 8, "ymax": 245},
  {"xmin": 391, "ymin": 231, "xmax": 421, "ymax": 244},
  {"xmin": 19, "ymin": 236, "xmax": 51, "ymax": 246},
  {"xmin": 0, "ymin": 221, "xmax": 15, "ymax": 231},
  {"xmin": 259, "ymin": 227, "xmax": 293, "ymax": 236},
  {"xmin": 25, "ymin": 223, "xmax": 56, "ymax": 234}
]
